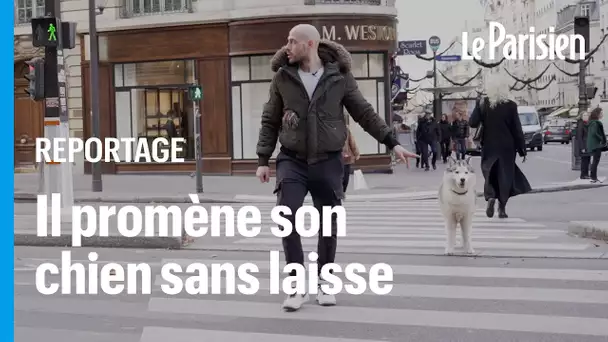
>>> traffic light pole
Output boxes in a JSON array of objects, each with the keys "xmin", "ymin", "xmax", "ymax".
[
  {"xmin": 191, "ymin": 78, "xmax": 203, "ymax": 193},
  {"xmin": 89, "ymin": 0, "xmax": 102, "ymax": 192},
  {"xmin": 42, "ymin": 0, "xmax": 74, "ymax": 216},
  {"xmin": 572, "ymin": 16, "xmax": 591, "ymax": 172}
]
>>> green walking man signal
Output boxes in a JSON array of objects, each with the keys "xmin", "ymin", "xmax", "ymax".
[
  {"xmin": 48, "ymin": 23, "xmax": 57, "ymax": 41},
  {"xmin": 189, "ymin": 85, "xmax": 202, "ymax": 101}
]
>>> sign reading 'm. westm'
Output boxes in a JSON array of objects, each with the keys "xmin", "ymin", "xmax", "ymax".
[{"xmin": 321, "ymin": 24, "xmax": 396, "ymax": 41}]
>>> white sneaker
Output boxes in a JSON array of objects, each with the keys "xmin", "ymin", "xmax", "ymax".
[
  {"xmin": 282, "ymin": 292, "xmax": 309, "ymax": 312},
  {"xmin": 316, "ymin": 280, "xmax": 337, "ymax": 306}
]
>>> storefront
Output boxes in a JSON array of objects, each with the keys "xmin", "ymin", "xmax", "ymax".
[{"xmin": 81, "ymin": 15, "xmax": 397, "ymax": 174}]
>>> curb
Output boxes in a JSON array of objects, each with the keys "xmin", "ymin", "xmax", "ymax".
[
  {"xmin": 14, "ymin": 193, "xmax": 244, "ymax": 204},
  {"xmin": 568, "ymin": 221, "xmax": 608, "ymax": 242},
  {"xmin": 13, "ymin": 181, "xmax": 607, "ymax": 204},
  {"xmin": 13, "ymin": 232, "xmax": 183, "ymax": 249}
]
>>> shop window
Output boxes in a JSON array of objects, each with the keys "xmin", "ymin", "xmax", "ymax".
[
  {"xmin": 231, "ymin": 57, "xmax": 250, "ymax": 82},
  {"xmin": 115, "ymin": 60, "xmax": 195, "ymax": 87},
  {"xmin": 230, "ymin": 53, "xmax": 389, "ymax": 160},
  {"xmin": 113, "ymin": 60, "xmax": 196, "ymax": 162},
  {"xmin": 251, "ymin": 56, "xmax": 275, "ymax": 80}
]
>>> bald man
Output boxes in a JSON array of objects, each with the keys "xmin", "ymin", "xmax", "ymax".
[{"xmin": 256, "ymin": 24, "xmax": 418, "ymax": 312}]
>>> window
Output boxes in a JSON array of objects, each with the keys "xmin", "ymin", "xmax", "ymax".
[
  {"xmin": 113, "ymin": 60, "xmax": 197, "ymax": 162},
  {"xmin": 15, "ymin": 0, "xmax": 45, "ymax": 25},
  {"xmin": 581, "ymin": 4, "xmax": 590, "ymax": 17},
  {"xmin": 121, "ymin": 0, "xmax": 194, "ymax": 17},
  {"xmin": 230, "ymin": 53, "xmax": 388, "ymax": 160}
]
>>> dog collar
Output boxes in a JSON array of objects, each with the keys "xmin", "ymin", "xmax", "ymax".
[{"xmin": 451, "ymin": 189, "xmax": 468, "ymax": 195}]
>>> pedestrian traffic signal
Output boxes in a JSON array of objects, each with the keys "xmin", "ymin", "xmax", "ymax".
[
  {"xmin": 31, "ymin": 17, "xmax": 60, "ymax": 47},
  {"xmin": 24, "ymin": 58, "xmax": 45, "ymax": 101},
  {"xmin": 574, "ymin": 16, "xmax": 590, "ymax": 55},
  {"xmin": 188, "ymin": 85, "xmax": 202, "ymax": 101}
]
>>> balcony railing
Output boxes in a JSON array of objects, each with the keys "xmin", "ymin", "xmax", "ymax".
[
  {"xmin": 305, "ymin": 0, "xmax": 385, "ymax": 5},
  {"xmin": 120, "ymin": 0, "xmax": 195, "ymax": 18}
]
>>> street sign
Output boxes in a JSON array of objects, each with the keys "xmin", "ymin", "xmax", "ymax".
[
  {"xmin": 435, "ymin": 55, "xmax": 461, "ymax": 62},
  {"xmin": 428, "ymin": 35, "xmax": 441, "ymax": 52},
  {"xmin": 397, "ymin": 40, "xmax": 427, "ymax": 55}
]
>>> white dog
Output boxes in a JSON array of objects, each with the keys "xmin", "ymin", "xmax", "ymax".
[{"xmin": 438, "ymin": 157, "xmax": 477, "ymax": 255}]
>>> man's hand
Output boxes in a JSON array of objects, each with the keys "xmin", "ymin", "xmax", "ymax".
[
  {"xmin": 256, "ymin": 166, "xmax": 270, "ymax": 183},
  {"xmin": 393, "ymin": 145, "xmax": 419, "ymax": 168}
]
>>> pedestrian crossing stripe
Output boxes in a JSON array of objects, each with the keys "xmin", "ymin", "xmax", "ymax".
[
  {"xmin": 206, "ymin": 199, "xmax": 594, "ymax": 255},
  {"xmin": 159, "ymin": 259, "xmax": 608, "ymax": 281},
  {"xmin": 146, "ymin": 298, "xmax": 608, "ymax": 337},
  {"xmin": 14, "ymin": 253, "xmax": 608, "ymax": 341},
  {"xmin": 151, "ymin": 275, "xmax": 608, "ymax": 304},
  {"xmin": 140, "ymin": 328, "xmax": 387, "ymax": 342}
]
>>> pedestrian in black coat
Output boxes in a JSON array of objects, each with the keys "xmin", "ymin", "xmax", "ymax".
[
  {"xmin": 469, "ymin": 96, "xmax": 532, "ymax": 219},
  {"xmin": 439, "ymin": 114, "xmax": 452, "ymax": 163}
]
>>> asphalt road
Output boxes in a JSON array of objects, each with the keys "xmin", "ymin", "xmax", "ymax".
[{"xmin": 14, "ymin": 246, "xmax": 608, "ymax": 342}]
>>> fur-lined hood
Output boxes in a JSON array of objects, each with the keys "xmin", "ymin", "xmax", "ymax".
[
  {"xmin": 270, "ymin": 40, "xmax": 352, "ymax": 73},
  {"xmin": 482, "ymin": 71, "xmax": 516, "ymax": 107}
]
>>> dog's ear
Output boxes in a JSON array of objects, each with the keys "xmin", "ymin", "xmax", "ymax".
[
  {"xmin": 465, "ymin": 156, "xmax": 472, "ymax": 165},
  {"xmin": 448, "ymin": 156, "xmax": 457, "ymax": 167}
]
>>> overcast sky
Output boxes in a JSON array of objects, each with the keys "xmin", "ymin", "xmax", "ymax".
[{"xmin": 396, "ymin": 0, "xmax": 485, "ymax": 103}]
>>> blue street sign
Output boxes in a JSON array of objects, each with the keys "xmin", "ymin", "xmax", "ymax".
[
  {"xmin": 397, "ymin": 40, "xmax": 427, "ymax": 55},
  {"xmin": 435, "ymin": 55, "xmax": 461, "ymax": 62}
]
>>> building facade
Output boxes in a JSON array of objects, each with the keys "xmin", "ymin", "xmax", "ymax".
[
  {"xmin": 13, "ymin": 0, "xmax": 398, "ymax": 174},
  {"xmin": 454, "ymin": 0, "xmax": 603, "ymax": 108}
]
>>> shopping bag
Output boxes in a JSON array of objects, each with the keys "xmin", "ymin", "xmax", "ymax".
[{"xmin": 353, "ymin": 169, "xmax": 368, "ymax": 190}]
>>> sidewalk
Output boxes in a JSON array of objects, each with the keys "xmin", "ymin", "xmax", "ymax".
[
  {"xmin": 14, "ymin": 170, "xmax": 607, "ymax": 203},
  {"xmin": 568, "ymin": 221, "xmax": 608, "ymax": 242}
]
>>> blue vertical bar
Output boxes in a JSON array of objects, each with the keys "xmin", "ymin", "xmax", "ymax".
[{"xmin": 2, "ymin": 0, "xmax": 15, "ymax": 339}]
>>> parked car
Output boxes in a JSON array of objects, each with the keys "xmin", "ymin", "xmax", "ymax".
[
  {"xmin": 518, "ymin": 106, "xmax": 543, "ymax": 151},
  {"xmin": 543, "ymin": 124, "xmax": 572, "ymax": 144}
]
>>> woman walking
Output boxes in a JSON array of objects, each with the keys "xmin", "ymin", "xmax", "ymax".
[
  {"xmin": 586, "ymin": 107, "xmax": 607, "ymax": 183},
  {"xmin": 342, "ymin": 126, "xmax": 360, "ymax": 193},
  {"xmin": 469, "ymin": 85, "xmax": 532, "ymax": 219}
]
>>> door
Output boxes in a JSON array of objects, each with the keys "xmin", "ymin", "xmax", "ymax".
[
  {"xmin": 14, "ymin": 72, "xmax": 44, "ymax": 169},
  {"xmin": 136, "ymin": 87, "xmax": 193, "ymax": 160}
]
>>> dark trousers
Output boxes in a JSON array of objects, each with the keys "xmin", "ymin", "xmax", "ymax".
[
  {"xmin": 581, "ymin": 154, "xmax": 591, "ymax": 178},
  {"xmin": 343, "ymin": 163, "xmax": 351, "ymax": 193},
  {"xmin": 418, "ymin": 142, "xmax": 429, "ymax": 168},
  {"xmin": 440, "ymin": 139, "xmax": 451, "ymax": 162},
  {"xmin": 455, "ymin": 138, "xmax": 467, "ymax": 160},
  {"xmin": 429, "ymin": 141, "xmax": 439, "ymax": 167},
  {"xmin": 590, "ymin": 149, "xmax": 602, "ymax": 180},
  {"xmin": 274, "ymin": 151, "xmax": 343, "ymax": 276}
]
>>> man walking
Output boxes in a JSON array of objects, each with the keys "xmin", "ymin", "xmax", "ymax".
[
  {"xmin": 255, "ymin": 24, "xmax": 417, "ymax": 312},
  {"xmin": 451, "ymin": 112, "xmax": 469, "ymax": 160}
]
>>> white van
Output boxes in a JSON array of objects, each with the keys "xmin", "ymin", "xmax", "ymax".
[{"xmin": 517, "ymin": 106, "xmax": 543, "ymax": 151}]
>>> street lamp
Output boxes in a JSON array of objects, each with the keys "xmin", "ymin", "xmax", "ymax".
[{"xmin": 89, "ymin": 0, "xmax": 104, "ymax": 191}]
